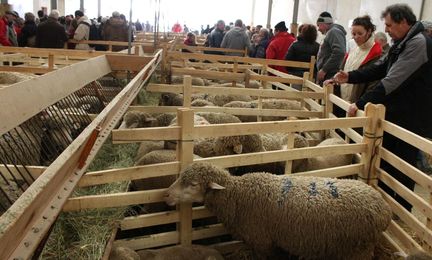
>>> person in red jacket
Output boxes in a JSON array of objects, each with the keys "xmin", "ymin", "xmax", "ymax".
[
  {"xmin": 0, "ymin": 11, "xmax": 14, "ymax": 46},
  {"xmin": 266, "ymin": 21, "xmax": 295, "ymax": 73}
]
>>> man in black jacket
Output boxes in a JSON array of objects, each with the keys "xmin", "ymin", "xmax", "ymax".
[
  {"xmin": 331, "ymin": 4, "xmax": 432, "ymax": 211},
  {"xmin": 35, "ymin": 10, "xmax": 68, "ymax": 48}
]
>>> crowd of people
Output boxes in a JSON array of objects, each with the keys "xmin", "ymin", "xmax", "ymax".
[
  {"xmin": 180, "ymin": 4, "xmax": 432, "ymax": 212},
  {"xmin": 0, "ymin": 8, "xmax": 147, "ymax": 51}
]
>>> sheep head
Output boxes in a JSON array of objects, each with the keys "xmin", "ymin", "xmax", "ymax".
[
  {"xmin": 119, "ymin": 111, "xmax": 156, "ymax": 129},
  {"xmin": 165, "ymin": 162, "xmax": 227, "ymax": 206}
]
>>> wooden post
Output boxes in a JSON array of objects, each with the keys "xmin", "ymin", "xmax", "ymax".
[
  {"xmin": 244, "ymin": 47, "xmax": 248, "ymax": 57},
  {"xmin": 261, "ymin": 65, "xmax": 268, "ymax": 89},
  {"xmin": 360, "ymin": 104, "xmax": 386, "ymax": 186},
  {"xmin": 134, "ymin": 45, "xmax": 140, "ymax": 56},
  {"xmin": 176, "ymin": 108, "xmax": 194, "ymax": 245},
  {"xmin": 183, "ymin": 75, "xmax": 192, "ymax": 108},
  {"xmin": 300, "ymin": 72, "xmax": 309, "ymax": 109},
  {"xmin": 48, "ymin": 54, "xmax": 54, "ymax": 70},
  {"xmin": 284, "ymin": 134, "xmax": 295, "ymax": 174},
  {"xmin": 108, "ymin": 44, "xmax": 113, "ymax": 52},
  {"xmin": 309, "ymin": 56, "xmax": 316, "ymax": 81},
  {"xmin": 323, "ymin": 83, "xmax": 334, "ymax": 139},
  {"xmin": 232, "ymin": 59, "xmax": 238, "ymax": 88},
  {"xmin": 162, "ymin": 45, "xmax": 168, "ymax": 83},
  {"xmin": 244, "ymin": 70, "xmax": 251, "ymax": 88}
]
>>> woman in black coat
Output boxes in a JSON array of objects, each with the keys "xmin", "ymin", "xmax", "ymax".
[{"xmin": 285, "ymin": 24, "xmax": 320, "ymax": 79}]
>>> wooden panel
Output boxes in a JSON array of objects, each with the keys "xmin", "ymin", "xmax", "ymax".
[
  {"xmin": 380, "ymin": 147, "xmax": 432, "ymax": 193},
  {"xmin": 0, "ymin": 66, "xmax": 54, "ymax": 74},
  {"xmin": 0, "ymin": 46, "xmax": 104, "ymax": 58},
  {"xmin": 328, "ymin": 114, "xmax": 363, "ymax": 143},
  {"xmin": 295, "ymin": 163, "xmax": 363, "ymax": 178},
  {"xmin": 105, "ymin": 55, "xmax": 153, "ymax": 71},
  {"xmin": 386, "ymin": 220, "xmax": 423, "ymax": 252},
  {"xmin": 79, "ymin": 162, "xmax": 180, "ymax": 187},
  {"xmin": 382, "ymin": 120, "xmax": 432, "ymax": 156},
  {"xmin": 250, "ymin": 74, "xmax": 303, "ymax": 85},
  {"xmin": 0, "ymin": 55, "xmax": 112, "ymax": 136},
  {"xmin": 0, "ymin": 165, "xmax": 46, "ymax": 181},
  {"xmin": 146, "ymin": 84, "xmax": 324, "ymax": 99},
  {"xmin": 114, "ymin": 224, "xmax": 227, "ymax": 251},
  {"xmin": 63, "ymin": 189, "xmax": 167, "ymax": 211},
  {"xmin": 377, "ymin": 187, "xmax": 432, "ymax": 247},
  {"xmin": 329, "ymin": 94, "xmax": 365, "ymax": 117},
  {"xmin": 112, "ymin": 126, "xmax": 181, "ymax": 143},
  {"xmin": 171, "ymin": 67, "xmax": 244, "ymax": 81},
  {"xmin": 120, "ymin": 206, "xmax": 212, "ymax": 230},
  {"xmin": 129, "ymin": 105, "xmax": 322, "ymax": 118}
]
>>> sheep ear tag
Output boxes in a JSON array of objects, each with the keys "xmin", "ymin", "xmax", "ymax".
[
  {"xmin": 233, "ymin": 144, "xmax": 243, "ymax": 154},
  {"xmin": 209, "ymin": 182, "xmax": 226, "ymax": 190}
]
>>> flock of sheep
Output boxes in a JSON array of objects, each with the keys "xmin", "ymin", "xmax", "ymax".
[{"xmin": 108, "ymin": 72, "xmax": 416, "ymax": 260}]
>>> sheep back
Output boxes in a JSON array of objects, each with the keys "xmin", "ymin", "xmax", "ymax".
[
  {"xmin": 203, "ymin": 169, "xmax": 391, "ymax": 259},
  {"xmin": 137, "ymin": 245, "xmax": 224, "ymax": 260},
  {"xmin": 307, "ymin": 138, "xmax": 353, "ymax": 171}
]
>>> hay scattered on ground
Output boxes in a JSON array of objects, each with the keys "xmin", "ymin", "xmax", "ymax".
[{"xmin": 40, "ymin": 141, "xmax": 138, "ymax": 260}]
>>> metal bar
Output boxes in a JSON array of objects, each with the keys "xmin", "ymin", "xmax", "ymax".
[
  {"xmin": 2, "ymin": 134, "xmax": 32, "ymax": 187},
  {"xmin": 0, "ymin": 145, "xmax": 26, "ymax": 192}
]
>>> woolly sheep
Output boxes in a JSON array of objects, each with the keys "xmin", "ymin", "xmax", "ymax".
[
  {"xmin": 306, "ymin": 138, "xmax": 353, "ymax": 171},
  {"xmin": 118, "ymin": 111, "xmax": 156, "ymax": 129},
  {"xmin": 109, "ymin": 246, "xmax": 139, "ymax": 260},
  {"xmin": 135, "ymin": 141, "xmax": 164, "ymax": 161},
  {"xmin": 171, "ymin": 75, "xmax": 206, "ymax": 86},
  {"xmin": 165, "ymin": 162, "xmax": 392, "ymax": 259},
  {"xmin": 158, "ymin": 92, "xmax": 206, "ymax": 107},
  {"xmin": 0, "ymin": 71, "xmax": 35, "ymax": 85},
  {"xmin": 137, "ymin": 244, "xmax": 224, "ymax": 260},
  {"xmin": 196, "ymin": 112, "xmax": 241, "ymax": 124},
  {"xmin": 191, "ymin": 98, "xmax": 215, "ymax": 107},
  {"xmin": 153, "ymin": 113, "xmax": 177, "ymax": 127}
]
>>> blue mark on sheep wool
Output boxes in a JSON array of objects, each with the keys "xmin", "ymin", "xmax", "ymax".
[
  {"xmin": 309, "ymin": 182, "xmax": 318, "ymax": 196},
  {"xmin": 325, "ymin": 181, "xmax": 339, "ymax": 198},
  {"xmin": 278, "ymin": 178, "xmax": 293, "ymax": 206}
]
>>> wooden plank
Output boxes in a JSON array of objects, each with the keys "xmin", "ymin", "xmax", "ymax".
[
  {"xmin": 193, "ymin": 118, "xmax": 367, "ymax": 139},
  {"xmin": 0, "ymin": 46, "xmax": 104, "ymax": 58},
  {"xmin": 194, "ymin": 144, "xmax": 366, "ymax": 169},
  {"xmin": 378, "ymin": 168, "xmax": 432, "ymax": 219},
  {"xmin": 380, "ymin": 147, "xmax": 432, "ymax": 193},
  {"xmin": 105, "ymin": 55, "xmax": 153, "ymax": 71},
  {"xmin": 111, "ymin": 126, "xmax": 181, "ymax": 143},
  {"xmin": 382, "ymin": 120, "xmax": 432, "ymax": 156},
  {"xmin": 177, "ymin": 108, "xmax": 195, "ymax": 245},
  {"xmin": 182, "ymin": 76, "xmax": 192, "ymax": 108},
  {"xmin": 0, "ymin": 65, "xmax": 54, "ymax": 74},
  {"xmin": 360, "ymin": 104, "xmax": 385, "ymax": 185},
  {"xmin": 328, "ymin": 114, "xmax": 363, "ymax": 143},
  {"xmin": 250, "ymin": 74, "xmax": 303, "ymax": 85},
  {"xmin": 386, "ymin": 220, "xmax": 423, "ymax": 252},
  {"xmin": 171, "ymin": 67, "xmax": 244, "ymax": 81},
  {"xmin": 79, "ymin": 162, "xmax": 180, "ymax": 187},
  {"xmin": 0, "ymin": 55, "xmax": 112, "ymax": 136},
  {"xmin": 62, "ymin": 189, "xmax": 167, "ymax": 211},
  {"xmin": 120, "ymin": 206, "xmax": 212, "ymax": 230},
  {"xmin": 382, "ymin": 231, "xmax": 406, "ymax": 255},
  {"xmin": 210, "ymin": 241, "xmax": 246, "ymax": 255},
  {"xmin": 129, "ymin": 105, "xmax": 322, "ymax": 118},
  {"xmin": 295, "ymin": 163, "xmax": 363, "ymax": 178},
  {"xmin": 329, "ymin": 93, "xmax": 365, "ymax": 117},
  {"xmin": 303, "ymin": 79, "xmax": 323, "ymax": 93},
  {"xmin": 146, "ymin": 84, "xmax": 324, "ymax": 99},
  {"xmin": 377, "ymin": 187, "xmax": 432, "ymax": 248},
  {"xmin": 0, "ymin": 50, "xmax": 163, "ymax": 259},
  {"xmin": 113, "ymin": 230, "xmax": 179, "ymax": 250},
  {"xmin": 167, "ymin": 51, "xmax": 311, "ymax": 68}
]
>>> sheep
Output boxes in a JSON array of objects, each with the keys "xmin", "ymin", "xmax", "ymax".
[
  {"xmin": 196, "ymin": 112, "xmax": 241, "ymax": 124},
  {"xmin": 191, "ymin": 98, "xmax": 215, "ymax": 107},
  {"xmin": 223, "ymin": 99, "xmax": 302, "ymax": 122},
  {"xmin": 165, "ymin": 162, "xmax": 392, "ymax": 260},
  {"xmin": 0, "ymin": 72, "xmax": 36, "ymax": 85},
  {"xmin": 306, "ymin": 138, "xmax": 353, "ymax": 171},
  {"xmin": 171, "ymin": 75, "xmax": 206, "ymax": 86},
  {"xmin": 109, "ymin": 246, "xmax": 139, "ymax": 260},
  {"xmin": 135, "ymin": 141, "xmax": 164, "ymax": 161},
  {"xmin": 137, "ymin": 244, "xmax": 224, "ymax": 260},
  {"xmin": 159, "ymin": 92, "xmax": 183, "ymax": 106},
  {"xmin": 118, "ymin": 111, "xmax": 156, "ymax": 129},
  {"xmin": 153, "ymin": 113, "xmax": 176, "ymax": 127}
]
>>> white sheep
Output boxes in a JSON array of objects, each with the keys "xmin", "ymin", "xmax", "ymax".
[
  {"xmin": 118, "ymin": 111, "xmax": 156, "ymax": 129},
  {"xmin": 306, "ymin": 138, "xmax": 353, "ymax": 171},
  {"xmin": 165, "ymin": 162, "xmax": 392, "ymax": 259}
]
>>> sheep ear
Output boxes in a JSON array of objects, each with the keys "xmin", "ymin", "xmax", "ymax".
[
  {"xmin": 208, "ymin": 182, "xmax": 226, "ymax": 190},
  {"xmin": 233, "ymin": 144, "xmax": 242, "ymax": 154}
]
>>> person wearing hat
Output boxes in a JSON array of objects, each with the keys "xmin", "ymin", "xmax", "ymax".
[
  {"xmin": 316, "ymin": 11, "xmax": 346, "ymax": 84},
  {"xmin": 265, "ymin": 21, "xmax": 295, "ymax": 73}
]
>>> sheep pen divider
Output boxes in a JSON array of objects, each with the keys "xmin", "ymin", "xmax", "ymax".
[
  {"xmin": 0, "ymin": 50, "xmax": 163, "ymax": 259},
  {"xmin": 75, "ymin": 103, "xmax": 373, "ymax": 253}
]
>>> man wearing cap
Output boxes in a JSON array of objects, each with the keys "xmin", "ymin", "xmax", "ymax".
[
  {"xmin": 316, "ymin": 11, "xmax": 346, "ymax": 84},
  {"xmin": 331, "ymin": 4, "xmax": 432, "ymax": 211},
  {"xmin": 265, "ymin": 21, "xmax": 295, "ymax": 73}
]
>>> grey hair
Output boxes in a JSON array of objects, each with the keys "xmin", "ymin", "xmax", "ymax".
[
  {"xmin": 374, "ymin": 32, "xmax": 387, "ymax": 43},
  {"xmin": 49, "ymin": 10, "xmax": 60, "ymax": 19}
]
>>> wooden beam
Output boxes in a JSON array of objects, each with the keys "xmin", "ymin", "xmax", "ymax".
[
  {"xmin": 171, "ymin": 67, "xmax": 244, "ymax": 81},
  {"xmin": 295, "ymin": 163, "xmax": 363, "ymax": 178},
  {"xmin": 79, "ymin": 162, "xmax": 180, "ymax": 187},
  {"xmin": 0, "ymin": 165, "xmax": 46, "ymax": 182},
  {"xmin": 386, "ymin": 220, "xmax": 423, "ymax": 252},
  {"xmin": 0, "ymin": 55, "xmax": 112, "ymax": 136},
  {"xmin": 0, "ymin": 66, "xmax": 54, "ymax": 74},
  {"xmin": 105, "ymin": 55, "xmax": 153, "ymax": 72}
]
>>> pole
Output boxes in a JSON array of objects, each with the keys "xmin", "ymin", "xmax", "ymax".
[
  {"xmin": 79, "ymin": 0, "xmax": 84, "ymax": 12},
  {"xmin": 251, "ymin": 0, "xmax": 256, "ymax": 27},
  {"xmin": 50, "ymin": 0, "xmax": 57, "ymax": 10},
  {"xmin": 266, "ymin": 0, "xmax": 273, "ymax": 29},
  {"xmin": 97, "ymin": 0, "xmax": 101, "ymax": 17},
  {"xmin": 128, "ymin": 0, "xmax": 133, "ymax": 55},
  {"xmin": 291, "ymin": 0, "xmax": 299, "ymax": 36}
]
